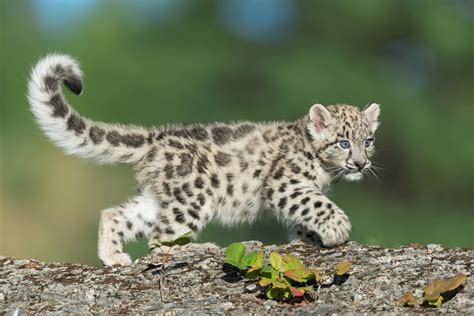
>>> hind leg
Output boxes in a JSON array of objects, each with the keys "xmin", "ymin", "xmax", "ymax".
[
  {"xmin": 147, "ymin": 203, "xmax": 201, "ymax": 254},
  {"xmin": 147, "ymin": 196, "xmax": 218, "ymax": 254},
  {"xmin": 98, "ymin": 192, "xmax": 159, "ymax": 266}
]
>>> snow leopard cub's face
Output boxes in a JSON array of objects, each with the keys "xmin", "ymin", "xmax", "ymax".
[{"xmin": 307, "ymin": 103, "xmax": 380, "ymax": 182}]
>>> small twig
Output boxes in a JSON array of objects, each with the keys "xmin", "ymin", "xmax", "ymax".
[{"xmin": 159, "ymin": 275, "xmax": 166, "ymax": 302}]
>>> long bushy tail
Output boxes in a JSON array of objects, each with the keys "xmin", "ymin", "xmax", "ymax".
[{"xmin": 28, "ymin": 54, "xmax": 153, "ymax": 165}]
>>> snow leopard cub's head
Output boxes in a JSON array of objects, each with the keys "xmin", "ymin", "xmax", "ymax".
[{"xmin": 307, "ymin": 103, "xmax": 380, "ymax": 181}]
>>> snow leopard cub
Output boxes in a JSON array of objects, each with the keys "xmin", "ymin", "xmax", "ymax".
[{"xmin": 28, "ymin": 54, "xmax": 380, "ymax": 266}]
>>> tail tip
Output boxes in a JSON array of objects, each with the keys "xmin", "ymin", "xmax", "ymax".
[
  {"xmin": 64, "ymin": 76, "xmax": 83, "ymax": 95},
  {"xmin": 33, "ymin": 53, "xmax": 84, "ymax": 95}
]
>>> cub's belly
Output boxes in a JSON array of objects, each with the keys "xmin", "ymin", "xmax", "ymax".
[
  {"xmin": 215, "ymin": 195, "xmax": 263, "ymax": 226},
  {"xmin": 213, "ymin": 178, "xmax": 263, "ymax": 226}
]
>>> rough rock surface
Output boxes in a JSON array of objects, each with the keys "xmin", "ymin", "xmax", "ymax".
[{"xmin": 1, "ymin": 241, "xmax": 472, "ymax": 314}]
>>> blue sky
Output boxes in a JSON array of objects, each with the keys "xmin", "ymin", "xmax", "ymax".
[{"xmin": 30, "ymin": 0, "xmax": 296, "ymax": 42}]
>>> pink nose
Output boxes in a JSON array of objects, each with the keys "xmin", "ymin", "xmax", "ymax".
[{"xmin": 354, "ymin": 161, "xmax": 366, "ymax": 170}]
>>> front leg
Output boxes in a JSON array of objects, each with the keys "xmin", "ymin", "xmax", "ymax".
[{"xmin": 266, "ymin": 185, "xmax": 352, "ymax": 247}]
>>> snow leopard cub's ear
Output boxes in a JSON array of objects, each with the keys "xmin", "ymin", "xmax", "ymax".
[
  {"xmin": 309, "ymin": 103, "xmax": 333, "ymax": 133},
  {"xmin": 363, "ymin": 102, "xmax": 380, "ymax": 131}
]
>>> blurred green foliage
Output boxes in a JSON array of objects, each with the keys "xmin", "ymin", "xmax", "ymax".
[{"xmin": 1, "ymin": 0, "xmax": 473, "ymax": 265}]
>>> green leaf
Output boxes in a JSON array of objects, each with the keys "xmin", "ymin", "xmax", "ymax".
[
  {"xmin": 225, "ymin": 242, "xmax": 246, "ymax": 263},
  {"xmin": 225, "ymin": 259, "xmax": 247, "ymax": 271},
  {"xmin": 269, "ymin": 252, "xmax": 283, "ymax": 271},
  {"xmin": 266, "ymin": 286, "xmax": 281, "ymax": 300},
  {"xmin": 282, "ymin": 288, "xmax": 292, "ymax": 300},
  {"xmin": 281, "ymin": 276, "xmax": 292, "ymax": 286},
  {"xmin": 251, "ymin": 251, "xmax": 264, "ymax": 270},
  {"xmin": 284, "ymin": 268, "xmax": 317, "ymax": 283},
  {"xmin": 271, "ymin": 279, "xmax": 287, "ymax": 289},
  {"xmin": 260, "ymin": 266, "xmax": 279, "ymax": 280},
  {"xmin": 259, "ymin": 277, "xmax": 273, "ymax": 287},
  {"xmin": 427, "ymin": 296, "xmax": 443, "ymax": 307},
  {"xmin": 260, "ymin": 265, "xmax": 273, "ymax": 274},
  {"xmin": 300, "ymin": 286, "xmax": 315, "ymax": 293},
  {"xmin": 160, "ymin": 231, "xmax": 193, "ymax": 246},
  {"xmin": 241, "ymin": 251, "xmax": 258, "ymax": 267},
  {"xmin": 244, "ymin": 268, "xmax": 261, "ymax": 279},
  {"xmin": 282, "ymin": 254, "xmax": 304, "ymax": 271},
  {"xmin": 284, "ymin": 269, "xmax": 307, "ymax": 282}
]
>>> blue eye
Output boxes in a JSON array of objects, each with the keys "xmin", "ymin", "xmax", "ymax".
[
  {"xmin": 364, "ymin": 138, "xmax": 374, "ymax": 147},
  {"xmin": 339, "ymin": 140, "xmax": 350, "ymax": 149}
]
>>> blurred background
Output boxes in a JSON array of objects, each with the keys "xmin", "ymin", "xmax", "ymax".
[{"xmin": 1, "ymin": 0, "xmax": 473, "ymax": 265}]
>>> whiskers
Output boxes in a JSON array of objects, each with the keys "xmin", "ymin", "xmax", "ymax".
[
  {"xmin": 366, "ymin": 161, "xmax": 388, "ymax": 182},
  {"xmin": 327, "ymin": 166, "xmax": 346, "ymax": 184},
  {"xmin": 325, "ymin": 162, "xmax": 388, "ymax": 183},
  {"xmin": 367, "ymin": 167, "xmax": 380, "ymax": 181}
]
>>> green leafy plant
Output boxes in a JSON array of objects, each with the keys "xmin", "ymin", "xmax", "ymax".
[
  {"xmin": 160, "ymin": 231, "xmax": 194, "ymax": 247},
  {"xmin": 225, "ymin": 242, "xmax": 264, "ymax": 277},
  {"xmin": 224, "ymin": 242, "xmax": 352, "ymax": 304},
  {"xmin": 154, "ymin": 231, "xmax": 194, "ymax": 264},
  {"xmin": 148, "ymin": 231, "xmax": 194, "ymax": 303},
  {"xmin": 398, "ymin": 273, "xmax": 467, "ymax": 308}
]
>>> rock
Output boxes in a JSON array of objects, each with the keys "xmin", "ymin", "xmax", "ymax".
[
  {"xmin": 0, "ymin": 241, "xmax": 472, "ymax": 313},
  {"xmin": 244, "ymin": 284, "xmax": 259, "ymax": 293}
]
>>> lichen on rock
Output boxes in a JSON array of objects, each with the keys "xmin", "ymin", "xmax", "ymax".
[{"xmin": 0, "ymin": 241, "xmax": 472, "ymax": 313}]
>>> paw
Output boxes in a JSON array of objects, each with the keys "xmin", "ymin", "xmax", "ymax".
[
  {"xmin": 316, "ymin": 217, "xmax": 352, "ymax": 247},
  {"xmin": 289, "ymin": 239, "xmax": 306, "ymax": 245},
  {"xmin": 100, "ymin": 252, "xmax": 133, "ymax": 266},
  {"xmin": 287, "ymin": 229, "xmax": 308, "ymax": 245}
]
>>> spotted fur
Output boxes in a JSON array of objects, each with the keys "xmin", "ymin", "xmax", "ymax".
[{"xmin": 28, "ymin": 54, "xmax": 381, "ymax": 266}]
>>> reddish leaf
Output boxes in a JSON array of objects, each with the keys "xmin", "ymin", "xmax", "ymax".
[
  {"xmin": 290, "ymin": 287, "xmax": 305, "ymax": 297},
  {"xmin": 284, "ymin": 269, "xmax": 306, "ymax": 282},
  {"xmin": 398, "ymin": 292, "xmax": 419, "ymax": 307}
]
